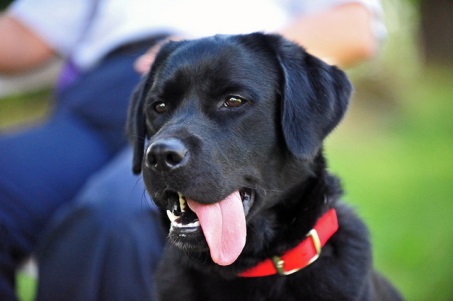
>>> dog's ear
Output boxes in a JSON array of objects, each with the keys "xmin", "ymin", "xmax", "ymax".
[
  {"xmin": 271, "ymin": 35, "xmax": 352, "ymax": 159},
  {"xmin": 127, "ymin": 75, "xmax": 150, "ymax": 174},
  {"xmin": 127, "ymin": 40, "xmax": 183, "ymax": 174}
]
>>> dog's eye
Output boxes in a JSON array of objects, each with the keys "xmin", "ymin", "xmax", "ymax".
[
  {"xmin": 154, "ymin": 102, "xmax": 167, "ymax": 113},
  {"xmin": 223, "ymin": 97, "xmax": 244, "ymax": 108}
]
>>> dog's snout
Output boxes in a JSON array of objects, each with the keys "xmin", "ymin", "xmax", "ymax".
[{"xmin": 146, "ymin": 138, "xmax": 188, "ymax": 171}]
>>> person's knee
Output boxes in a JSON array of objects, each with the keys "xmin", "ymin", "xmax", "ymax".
[{"xmin": 37, "ymin": 146, "xmax": 165, "ymax": 264}]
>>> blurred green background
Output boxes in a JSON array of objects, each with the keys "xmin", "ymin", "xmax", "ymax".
[{"xmin": 1, "ymin": 0, "xmax": 452, "ymax": 300}]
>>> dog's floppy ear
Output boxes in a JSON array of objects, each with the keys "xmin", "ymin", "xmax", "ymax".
[
  {"xmin": 272, "ymin": 36, "xmax": 352, "ymax": 159},
  {"xmin": 127, "ymin": 75, "xmax": 150, "ymax": 174}
]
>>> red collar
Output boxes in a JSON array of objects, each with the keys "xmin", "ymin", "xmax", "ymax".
[{"xmin": 238, "ymin": 208, "xmax": 338, "ymax": 277}]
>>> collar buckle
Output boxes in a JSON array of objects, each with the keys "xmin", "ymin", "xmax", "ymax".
[
  {"xmin": 306, "ymin": 229, "xmax": 322, "ymax": 265},
  {"xmin": 271, "ymin": 229, "xmax": 322, "ymax": 276},
  {"xmin": 271, "ymin": 256, "xmax": 300, "ymax": 275}
]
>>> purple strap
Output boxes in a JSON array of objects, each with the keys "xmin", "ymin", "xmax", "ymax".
[{"xmin": 56, "ymin": 60, "xmax": 80, "ymax": 91}]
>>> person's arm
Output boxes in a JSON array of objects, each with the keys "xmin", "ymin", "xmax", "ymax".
[
  {"xmin": 0, "ymin": 13, "xmax": 56, "ymax": 74},
  {"xmin": 280, "ymin": 3, "xmax": 379, "ymax": 67}
]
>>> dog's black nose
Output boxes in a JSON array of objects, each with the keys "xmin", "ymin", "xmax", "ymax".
[{"xmin": 146, "ymin": 138, "xmax": 188, "ymax": 171}]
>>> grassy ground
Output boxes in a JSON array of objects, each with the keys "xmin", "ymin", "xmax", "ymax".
[
  {"xmin": 325, "ymin": 67, "xmax": 453, "ymax": 301},
  {"xmin": 16, "ymin": 273, "xmax": 37, "ymax": 301},
  {"xmin": 0, "ymin": 88, "xmax": 52, "ymax": 129}
]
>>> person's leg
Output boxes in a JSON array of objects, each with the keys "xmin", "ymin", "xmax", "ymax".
[
  {"xmin": 36, "ymin": 148, "xmax": 165, "ymax": 301},
  {"xmin": 0, "ymin": 48, "xmax": 145, "ymax": 300},
  {"xmin": 0, "ymin": 115, "xmax": 112, "ymax": 301}
]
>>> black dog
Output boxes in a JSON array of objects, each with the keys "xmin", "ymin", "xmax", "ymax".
[{"xmin": 127, "ymin": 33, "xmax": 403, "ymax": 301}]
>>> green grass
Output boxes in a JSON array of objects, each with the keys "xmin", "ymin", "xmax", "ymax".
[
  {"xmin": 0, "ymin": 89, "xmax": 51, "ymax": 130},
  {"xmin": 325, "ymin": 67, "xmax": 453, "ymax": 301},
  {"xmin": 16, "ymin": 272, "xmax": 37, "ymax": 301}
]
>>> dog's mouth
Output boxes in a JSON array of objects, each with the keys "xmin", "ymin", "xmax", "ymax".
[
  {"xmin": 165, "ymin": 189, "xmax": 254, "ymax": 226},
  {"xmin": 165, "ymin": 189, "xmax": 254, "ymax": 266}
]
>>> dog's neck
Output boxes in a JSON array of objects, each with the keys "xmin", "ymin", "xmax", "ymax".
[
  {"xmin": 238, "ymin": 207, "xmax": 338, "ymax": 277},
  {"xmin": 264, "ymin": 176, "xmax": 335, "ymax": 254},
  {"xmin": 241, "ymin": 152, "xmax": 341, "ymax": 266}
]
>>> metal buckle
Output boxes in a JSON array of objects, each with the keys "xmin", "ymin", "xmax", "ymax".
[
  {"xmin": 306, "ymin": 229, "xmax": 322, "ymax": 265},
  {"xmin": 272, "ymin": 256, "xmax": 301, "ymax": 276},
  {"xmin": 271, "ymin": 229, "xmax": 322, "ymax": 276}
]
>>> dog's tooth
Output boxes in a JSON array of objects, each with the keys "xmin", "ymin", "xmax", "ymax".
[
  {"xmin": 166, "ymin": 210, "xmax": 177, "ymax": 223},
  {"xmin": 178, "ymin": 192, "xmax": 186, "ymax": 212}
]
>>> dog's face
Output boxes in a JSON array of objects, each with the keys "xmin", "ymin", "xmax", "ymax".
[{"xmin": 128, "ymin": 33, "xmax": 351, "ymax": 269}]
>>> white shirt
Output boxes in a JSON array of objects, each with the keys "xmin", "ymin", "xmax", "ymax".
[{"xmin": 9, "ymin": 0, "xmax": 385, "ymax": 70}]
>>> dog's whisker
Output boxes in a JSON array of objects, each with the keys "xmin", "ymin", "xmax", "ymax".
[
  {"xmin": 131, "ymin": 175, "xmax": 154, "ymax": 210},
  {"xmin": 248, "ymin": 183, "xmax": 284, "ymax": 195},
  {"xmin": 129, "ymin": 134, "xmax": 147, "ymax": 144}
]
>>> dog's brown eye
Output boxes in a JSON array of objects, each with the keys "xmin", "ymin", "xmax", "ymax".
[
  {"xmin": 154, "ymin": 102, "xmax": 167, "ymax": 113},
  {"xmin": 224, "ymin": 97, "xmax": 244, "ymax": 108}
]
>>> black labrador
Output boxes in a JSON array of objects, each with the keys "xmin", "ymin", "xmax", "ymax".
[{"xmin": 127, "ymin": 33, "xmax": 403, "ymax": 301}]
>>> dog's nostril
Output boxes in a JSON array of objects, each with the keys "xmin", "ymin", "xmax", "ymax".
[
  {"xmin": 146, "ymin": 138, "xmax": 188, "ymax": 171},
  {"xmin": 147, "ymin": 155, "xmax": 157, "ymax": 167},
  {"xmin": 166, "ymin": 152, "xmax": 184, "ymax": 166}
]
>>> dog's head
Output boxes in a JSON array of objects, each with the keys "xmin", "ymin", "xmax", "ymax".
[{"xmin": 127, "ymin": 33, "xmax": 351, "ymax": 269}]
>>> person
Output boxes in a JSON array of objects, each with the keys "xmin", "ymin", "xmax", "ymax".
[
  {"xmin": 0, "ymin": 2, "xmax": 169, "ymax": 300},
  {"xmin": 0, "ymin": 1, "xmax": 386, "ymax": 300}
]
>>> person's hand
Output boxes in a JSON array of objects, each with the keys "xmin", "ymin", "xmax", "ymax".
[{"xmin": 134, "ymin": 37, "xmax": 183, "ymax": 75}]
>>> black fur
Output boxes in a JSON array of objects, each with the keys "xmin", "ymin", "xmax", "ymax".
[{"xmin": 127, "ymin": 33, "xmax": 403, "ymax": 301}]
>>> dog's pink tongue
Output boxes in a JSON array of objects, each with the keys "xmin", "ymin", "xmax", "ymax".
[{"xmin": 187, "ymin": 191, "xmax": 246, "ymax": 266}]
